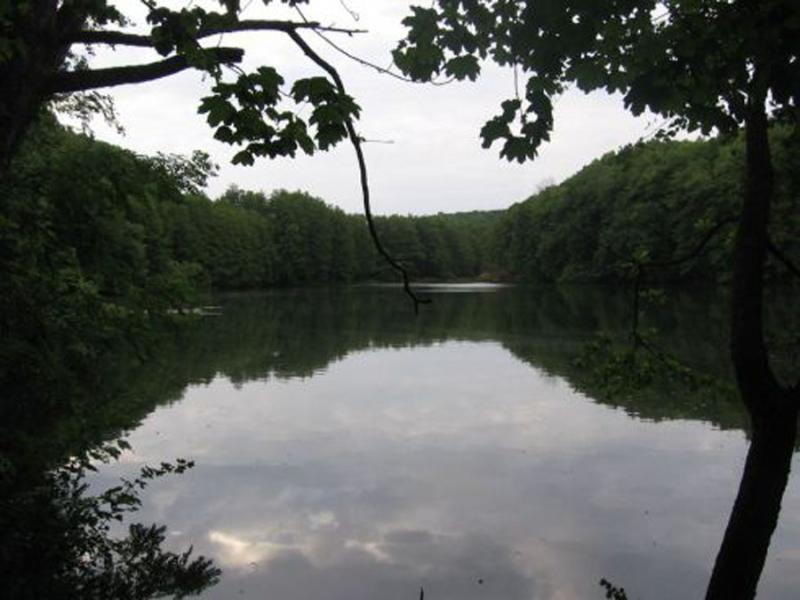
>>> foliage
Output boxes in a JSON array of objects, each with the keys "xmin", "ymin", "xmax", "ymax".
[
  {"xmin": 574, "ymin": 331, "xmax": 737, "ymax": 409},
  {"xmin": 0, "ymin": 440, "xmax": 219, "ymax": 600},
  {"xmin": 0, "ymin": 1, "xmax": 369, "ymax": 170},
  {"xmin": 394, "ymin": 1, "xmax": 800, "ymax": 161},
  {"xmin": 493, "ymin": 128, "xmax": 800, "ymax": 283},
  {"xmin": 0, "ymin": 117, "xmax": 202, "ymax": 438},
  {"xmin": 600, "ymin": 578, "xmax": 629, "ymax": 600}
]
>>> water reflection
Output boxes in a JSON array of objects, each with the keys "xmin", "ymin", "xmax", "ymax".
[
  {"xmin": 142, "ymin": 285, "xmax": 745, "ymax": 429},
  {"xmin": 89, "ymin": 287, "xmax": 799, "ymax": 599}
]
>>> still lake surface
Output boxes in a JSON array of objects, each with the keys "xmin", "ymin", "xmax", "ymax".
[{"xmin": 94, "ymin": 284, "xmax": 800, "ymax": 599}]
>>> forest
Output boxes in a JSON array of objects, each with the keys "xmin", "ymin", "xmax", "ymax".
[
  {"xmin": 3, "ymin": 118, "xmax": 797, "ymax": 321},
  {"xmin": 3, "ymin": 116, "xmax": 797, "ymax": 446}
]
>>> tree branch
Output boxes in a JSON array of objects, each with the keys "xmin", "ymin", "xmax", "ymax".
[
  {"xmin": 286, "ymin": 30, "xmax": 430, "ymax": 314},
  {"xmin": 69, "ymin": 30, "xmax": 154, "ymax": 47},
  {"xmin": 293, "ymin": 7, "xmax": 455, "ymax": 87},
  {"xmin": 643, "ymin": 216, "xmax": 736, "ymax": 269},
  {"xmin": 46, "ymin": 47, "xmax": 244, "ymax": 94},
  {"xmin": 69, "ymin": 20, "xmax": 365, "ymax": 47},
  {"xmin": 626, "ymin": 216, "xmax": 735, "ymax": 343},
  {"xmin": 767, "ymin": 237, "xmax": 800, "ymax": 279}
]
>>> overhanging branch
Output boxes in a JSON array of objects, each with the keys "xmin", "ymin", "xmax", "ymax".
[
  {"xmin": 286, "ymin": 30, "xmax": 430, "ymax": 314},
  {"xmin": 69, "ymin": 30, "xmax": 154, "ymax": 47},
  {"xmin": 643, "ymin": 216, "xmax": 736, "ymax": 269},
  {"xmin": 69, "ymin": 19, "xmax": 365, "ymax": 47},
  {"xmin": 46, "ymin": 47, "xmax": 244, "ymax": 93}
]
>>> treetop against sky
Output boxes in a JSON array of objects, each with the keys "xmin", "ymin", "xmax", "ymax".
[{"xmin": 67, "ymin": 0, "xmax": 655, "ymax": 215}]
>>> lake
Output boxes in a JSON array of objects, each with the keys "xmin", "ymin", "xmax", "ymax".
[{"xmin": 92, "ymin": 284, "xmax": 800, "ymax": 599}]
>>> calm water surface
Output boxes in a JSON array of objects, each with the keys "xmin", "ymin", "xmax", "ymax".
[{"xmin": 94, "ymin": 285, "xmax": 800, "ymax": 599}]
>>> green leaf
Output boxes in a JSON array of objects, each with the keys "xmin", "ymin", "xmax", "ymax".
[
  {"xmin": 444, "ymin": 55, "xmax": 480, "ymax": 81},
  {"xmin": 232, "ymin": 150, "xmax": 254, "ymax": 166}
]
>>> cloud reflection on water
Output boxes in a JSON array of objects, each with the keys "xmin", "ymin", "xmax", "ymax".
[{"xmin": 97, "ymin": 342, "xmax": 800, "ymax": 599}]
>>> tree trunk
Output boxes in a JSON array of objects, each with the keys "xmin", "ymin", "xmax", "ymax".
[
  {"xmin": 705, "ymin": 87, "xmax": 797, "ymax": 599},
  {"xmin": 0, "ymin": 2, "xmax": 82, "ymax": 177},
  {"xmin": 0, "ymin": 71, "xmax": 46, "ymax": 176},
  {"xmin": 705, "ymin": 405, "xmax": 797, "ymax": 599}
]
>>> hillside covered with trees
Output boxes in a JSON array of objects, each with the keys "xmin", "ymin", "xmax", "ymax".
[
  {"xmin": 3, "ymin": 119, "xmax": 796, "ymax": 314},
  {"xmin": 494, "ymin": 127, "xmax": 799, "ymax": 284}
]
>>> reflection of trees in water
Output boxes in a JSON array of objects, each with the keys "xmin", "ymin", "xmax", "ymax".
[
  {"xmin": 0, "ymin": 442, "xmax": 219, "ymax": 599},
  {"xmin": 2, "ymin": 286, "xmax": 795, "ymax": 597},
  {"xmin": 153, "ymin": 286, "xmax": 752, "ymax": 431}
]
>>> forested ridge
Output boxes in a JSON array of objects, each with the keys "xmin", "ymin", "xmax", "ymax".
[
  {"xmin": 4, "ymin": 120, "xmax": 796, "ymax": 307},
  {"xmin": 495, "ymin": 127, "xmax": 799, "ymax": 283}
]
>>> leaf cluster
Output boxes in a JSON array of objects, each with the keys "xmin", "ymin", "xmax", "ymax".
[
  {"xmin": 1, "ymin": 438, "xmax": 219, "ymax": 599},
  {"xmin": 395, "ymin": 1, "xmax": 800, "ymax": 161},
  {"xmin": 199, "ymin": 70, "xmax": 360, "ymax": 166}
]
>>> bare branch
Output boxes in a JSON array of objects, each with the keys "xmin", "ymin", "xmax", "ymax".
[
  {"xmin": 46, "ymin": 47, "xmax": 244, "ymax": 94},
  {"xmin": 768, "ymin": 237, "xmax": 800, "ymax": 279},
  {"xmin": 642, "ymin": 216, "xmax": 736, "ymax": 269},
  {"xmin": 68, "ymin": 30, "xmax": 153, "ymax": 47},
  {"xmin": 286, "ymin": 30, "xmax": 430, "ymax": 314},
  {"xmin": 69, "ymin": 19, "xmax": 365, "ymax": 47},
  {"xmin": 627, "ymin": 216, "xmax": 735, "ymax": 342},
  {"xmin": 294, "ymin": 7, "xmax": 455, "ymax": 87},
  {"xmin": 196, "ymin": 19, "xmax": 366, "ymax": 37}
]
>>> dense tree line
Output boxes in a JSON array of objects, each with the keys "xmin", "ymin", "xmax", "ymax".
[
  {"xmin": 1, "ymin": 118, "xmax": 198, "ymax": 432},
  {"xmin": 494, "ymin": 128, "xmax": 799, "ymax": 284},
  {"xmin": 180, "ymin": 187, "xmax": 499, "ymax": 288},
  {"xmin": 0, "ymin": 119, "xmax": 498, "ymax": 424}
]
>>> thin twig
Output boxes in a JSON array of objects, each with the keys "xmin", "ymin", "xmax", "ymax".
[
  {"xmin": 295, "ymin": 7, "xmax": 455, "ymax": 87},
  {"xmin": 70, "ymin": 19, "xmax": 366, "ymax": 47},
  {"xmin": 642, "ymin": 216, "xmax": 735, "ymax": 269},
  {"xmin": 627, "ymin": 217, "xmax": 734, "ymax": 342},
  {"xmin": 286, "ymin": 30, "xmax": 430, "ymax": 313},
  {"xmin": 337, "ymin": 0, "xmax": 360, "ymax": 22}
]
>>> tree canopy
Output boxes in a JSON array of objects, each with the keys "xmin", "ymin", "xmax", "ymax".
[
  {"xmin": 394, "ymin": 0, "xmax": 799, "ymax": 161},
  {"xmin": 0, "ymin": 1, "xmax": 366, "ymax": 169}
]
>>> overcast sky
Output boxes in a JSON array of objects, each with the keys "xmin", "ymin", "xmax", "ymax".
[{"xmin": 84, "ymin": 1, "xmax": 656, "ymax": 216}]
